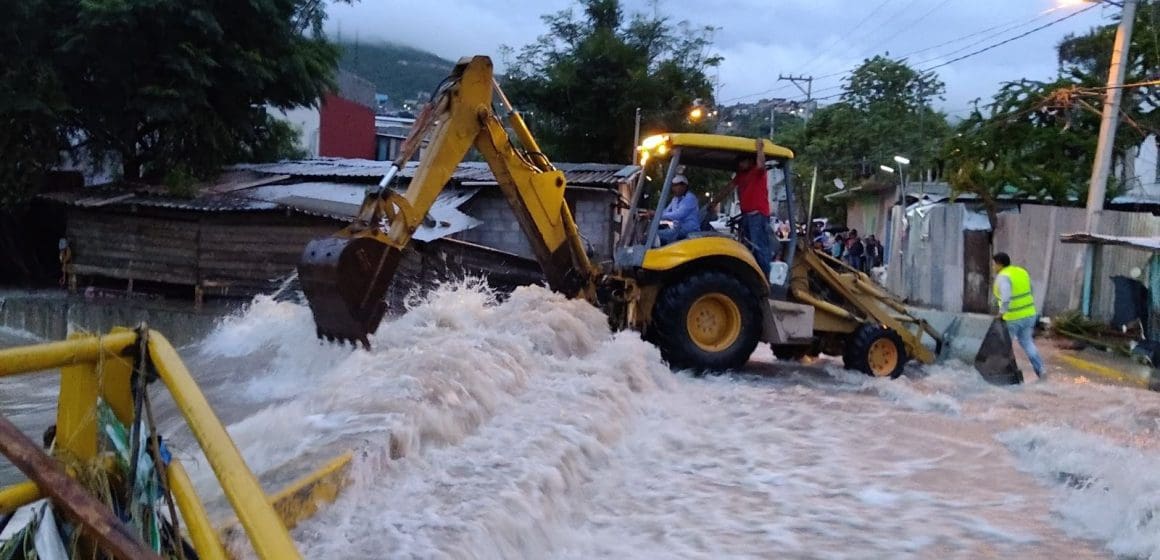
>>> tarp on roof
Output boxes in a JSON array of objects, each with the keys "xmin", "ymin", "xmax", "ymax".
[{"xmin": 239, "ymin": 182, "xmax": 483, "ymax": 242}]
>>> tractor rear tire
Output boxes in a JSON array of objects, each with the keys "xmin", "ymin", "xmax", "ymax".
[
  {"xmin": 843, "ymin": 324, "xmax": 908, "ymax": 378},
  {"xmin": 649, "ymin": 271, "xmax": 762, "ymax": 373}
]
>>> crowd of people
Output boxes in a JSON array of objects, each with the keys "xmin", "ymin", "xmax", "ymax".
[{"xmin": 810, "ymin": 226, "xmax": 884, "ymax": 273}]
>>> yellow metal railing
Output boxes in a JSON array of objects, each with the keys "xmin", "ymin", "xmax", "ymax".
[{"xmin": 0, "ymin": 327, "xmax": 333, "ymax": 559}]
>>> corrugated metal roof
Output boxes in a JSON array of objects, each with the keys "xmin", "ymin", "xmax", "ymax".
[
  {"xmin": 39, "ymin": 189, "xmax": 278, "ymax": 212},
  {"xmin": 1060, "ymin": 233, "xmax": 1160, "ymax": 252},
  {"xmin": 233, "ymin": 159, "xmax": 639, "ymax": 186}
]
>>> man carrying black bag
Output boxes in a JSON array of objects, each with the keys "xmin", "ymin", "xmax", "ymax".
[{"xmin": 975, "ymin": 252, "xmax": 1045, "ymax": 384}]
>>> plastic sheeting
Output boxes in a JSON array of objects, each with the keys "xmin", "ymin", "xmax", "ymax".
[{"xmin": 973, "ymin": 318, "xmax": 1022, "ymax": 385}]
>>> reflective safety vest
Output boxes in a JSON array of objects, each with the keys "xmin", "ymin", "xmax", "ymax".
[{"xmin": 994, "ymin": 265, "xmax": 1036, "ymax": 321}]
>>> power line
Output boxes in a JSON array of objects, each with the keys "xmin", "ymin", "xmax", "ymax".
[
  {"xmin": 722, "ymin": 5, "xmax": 1096, "ymax": 106},
  {"xmin": 810, "ymin": 0, "xmax": 921, "ymax": 75},
  {"xmin": 760, "ymin": 15, "xmax": 1046, "ymax": 101},
  {"xmin": 792, "ymin": 0, "xmax": 897, "ymax": 73},
  {"xmin": 859, "ymin": 0, "xmax": 950, "ymax": 58},
  {"xmin": 804, "ymin": 5, "xmax": 1102, "ymax": 103},
  {"xmin": 719, "ymin": 83, "xmax": 795, "ymax": 104},
  {"xmin": 900, "ymin": 11, "xmax": 1054, "ymax": 59},
  {"xmin": 806, "ymin": 10, "xmax": 1068, "ymax": 98},
  {"xmin": 922, "ymin": 3, "xmax": 1098, "ymax": 71}
]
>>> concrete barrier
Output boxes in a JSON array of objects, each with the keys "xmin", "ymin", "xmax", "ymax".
[{"xmin": 0, "ymin": 292, "xmax": 239, "ymax": 347}]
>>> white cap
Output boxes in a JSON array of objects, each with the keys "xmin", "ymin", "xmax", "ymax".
[{"xmin": 673, "ymin": 175, "xmax": 688, "ymax": 184}]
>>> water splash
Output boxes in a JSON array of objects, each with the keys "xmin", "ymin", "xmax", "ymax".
[
  {"xmin": 164, "ymin": 280, "xmax": 1157, "ymax": 559},
  {"xmin": 1001, "ymin": 425, "xmax": 1160, "ymax": 558}
]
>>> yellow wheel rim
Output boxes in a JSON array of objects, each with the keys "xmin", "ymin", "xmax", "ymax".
[
  {"xmin": 867, "ymin": 338, "xmax": 900, "ymax": 377},
  {"xmin": 686, "ymin": 293, "xmax": 742, "ymax": 353}
]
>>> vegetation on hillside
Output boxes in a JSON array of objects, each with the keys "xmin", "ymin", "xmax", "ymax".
[{"xmin": 339, "ymin": 42, "xmax": 455, "ymax": 105}]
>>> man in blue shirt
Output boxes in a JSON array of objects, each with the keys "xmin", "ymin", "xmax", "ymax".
[{"xmin": 655, "ymin": 175, "xmax": 699, "ymax": 245}]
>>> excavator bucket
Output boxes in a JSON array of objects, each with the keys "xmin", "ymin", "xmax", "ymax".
[
  {"xmin": 935, "ymin": 315, "xmax": 1022, "ymax": 383},
  {"xmin": 297, "ymin": 235, "xmax": 403, "ymax": 348}
]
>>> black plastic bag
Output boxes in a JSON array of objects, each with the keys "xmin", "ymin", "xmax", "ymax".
[
  {"xmin": 1111, "ymin": 276, "xmax": 1149, "ymax": 334},
  {"xmin": 974, "ymin": 318, "xmax": 1022, "ymax": 385}
]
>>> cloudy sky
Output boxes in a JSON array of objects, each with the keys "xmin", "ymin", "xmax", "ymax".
[{"xmin": 327, "ymin": 0, "xmax": 1116, "ymax": 116}]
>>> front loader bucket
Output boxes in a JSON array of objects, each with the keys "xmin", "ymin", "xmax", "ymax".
[
  {"xmin": 297, "ymin": 235, "xmax": 403, "ymax": 348},
  {"xmin": 927, "ymin": 313, "xmax": 1020, "ymax": 384}
]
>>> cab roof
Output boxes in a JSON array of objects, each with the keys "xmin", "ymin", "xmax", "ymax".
[
  {"xmin": 666, "ymin": 133, "xmax": 795, "ymax": 159},
  {"xmin": 644, "ymin": 133, "xmax": 795, "ymax": 171}
]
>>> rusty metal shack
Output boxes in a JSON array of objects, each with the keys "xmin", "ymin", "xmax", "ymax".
[{"xmin": 38, "ymin": 160, "xmax": 639, "ymax": 304}]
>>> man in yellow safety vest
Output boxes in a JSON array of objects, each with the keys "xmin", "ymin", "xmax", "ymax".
[{"xmin": 992, "ymin": 252, "xmax": 1045, "ymax": 379}]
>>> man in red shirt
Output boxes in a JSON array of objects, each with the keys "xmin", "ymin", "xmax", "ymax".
[{"xmin": 711, "ymin": 138, "xmax": 772, "ymax": 279}]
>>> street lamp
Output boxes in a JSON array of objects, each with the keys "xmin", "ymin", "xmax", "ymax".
[{"xmin": 881, "ymin": 158, "xmax": 907, "ymax": 269}]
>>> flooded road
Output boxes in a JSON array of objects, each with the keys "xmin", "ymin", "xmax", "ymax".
[{"xmin": 4, "ymin": 282, "xmax": 1160, "ymax": 558}]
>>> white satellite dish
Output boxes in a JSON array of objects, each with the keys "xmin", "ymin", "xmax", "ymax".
[{"xmin": 833, "ymin": 178, "xmax": 846, "ymax": 190}]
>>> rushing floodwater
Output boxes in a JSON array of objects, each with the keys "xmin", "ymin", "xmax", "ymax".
[{"xmin": 4, "ymin": 281, "xmax": 1160, "ymax": 559}]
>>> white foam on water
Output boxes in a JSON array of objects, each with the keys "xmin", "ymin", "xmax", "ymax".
[
  {"xmin": 174, "ymin": 280, "xmax": 1158, "ymax": 559},
  {"xmin": 1001, "ymin": 425, "xmax": 1160, "ymax": 559},
  {"xmin": 0, "ymin": 324, "xmax": 43, "ymax": 344}
]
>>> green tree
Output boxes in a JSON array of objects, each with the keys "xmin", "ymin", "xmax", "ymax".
[
  {"xmin": 502, "ymin": 0, "xmax": 721, "ymax": 163},
  {"xmin": 943, "ymin": 5, "xmax": 1160, "ymax": 230},
  {"xmin": 9, "ymin": 0, "xmax": 348, "ymax": 188},
  {"xmin": 0, "ymin": 0, "xmax": 69, "ymax": 211},
  {"xmin": 944, "ymin": 79, "xmax": 1101, "ymax": 229},
  {"xmin": 778, "ymin": 56, "xmax": 951, "ymax": 221},
  {"xmin": 0, "ymin": 0, "xmax": 348, "ymax": 282}
]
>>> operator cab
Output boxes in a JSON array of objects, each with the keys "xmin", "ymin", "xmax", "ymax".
[{"xmin": 615, "ymin": 133, "xmax": 798, "ymax": 298}]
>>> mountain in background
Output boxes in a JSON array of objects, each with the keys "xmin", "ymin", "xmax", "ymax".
[{"xmin": 338, "ymin": 42, "xmax": 455, "ymax": 106}]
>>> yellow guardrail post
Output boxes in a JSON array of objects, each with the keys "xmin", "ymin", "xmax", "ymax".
[
  {"xmin": 56, "ymin": 341, "xmax": 100, "ymax": 460},
  {"xmin": 0, "ymin": 480, "xmax": 42, "ymax": 514},
  {"xmin": 0, "ymin": 331, "xmax": 138, "ymax": 377},
  {"xmin": 145, "ymin": 330, "xmax": 301, "ymax": 560},
  {"xmin": 167, "ymin": 459, "xmax": 228, "ymax": 560}
]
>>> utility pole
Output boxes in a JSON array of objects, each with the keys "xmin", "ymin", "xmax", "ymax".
[
  {"xmin": 778, "ymin": 74, "xmax": 814, "ymax": 121},
  {"xmin": 632, "ymin": 107, "xmax": 641, "ymax": 164},
  {"xmin": 1073, "ymin": 0, "xmax": 1138, "ymax": 316},
  {"xmin": 779, "ymin": 75, "xmax": 816, "ymax": 223}
]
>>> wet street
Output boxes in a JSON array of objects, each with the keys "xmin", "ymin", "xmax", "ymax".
[{"xmin": 3, "ymin": 284, "xmax": 1160, "ymax": 559}]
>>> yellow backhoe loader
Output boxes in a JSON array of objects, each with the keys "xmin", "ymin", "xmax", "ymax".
[{"xmin": 297, "ymin": 55, "xmax": 948, "ymax": 377}]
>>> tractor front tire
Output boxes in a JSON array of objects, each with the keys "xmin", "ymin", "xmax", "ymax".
[
  {"xmin": 843, "ymin": 324, "xmax": 908, "ymax": 378},
  {"xmin": 649, "ymin": 271, "xmax": 762, "ymax": 373}
]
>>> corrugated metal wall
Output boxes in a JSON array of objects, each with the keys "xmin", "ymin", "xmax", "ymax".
[
  {"xmin": 67, "ymin": 208, "xmax": 336, "ymax": 294},
  {"xmin": 881, "ymin": 203, "xmax": 1157, "ymax": 319},
  {"xmin": 886, "ymin": 204, "xmax": 964, "ymax": 311},
  {"xmin": 994, "ymin": 205, "xmax": 1160, "ymax": 320}
]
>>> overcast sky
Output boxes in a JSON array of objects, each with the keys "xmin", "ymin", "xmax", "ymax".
[{"xmin": 327, "ymin": 0, "xmax": 1116, "ymax": 116}]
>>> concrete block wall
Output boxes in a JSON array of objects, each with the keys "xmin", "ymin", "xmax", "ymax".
[
  {"xmin": 571, "ymin": 196, "xmax": 614, "ymax": 262},
  {"xmin": 452, "ymin": 189, "xmax": 616, "ymax": 261},
  {"xmin": 454, "ymin": 195, "xmax": 534, "ymax": 259}
]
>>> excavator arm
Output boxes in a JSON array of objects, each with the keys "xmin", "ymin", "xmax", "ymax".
[{"xmin": 297, "ymin": 56, "xmax": 596, "ymax": 346}]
